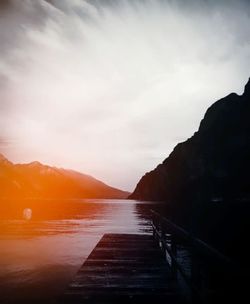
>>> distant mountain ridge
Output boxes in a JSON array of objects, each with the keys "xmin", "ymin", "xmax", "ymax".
[
  {"xmin": 129, "ymin": 78, "xmax": 250, "ymax": 206},
  {"xmin": 0, "ymin": 154, "xmax": 129, "ymax": 199}
]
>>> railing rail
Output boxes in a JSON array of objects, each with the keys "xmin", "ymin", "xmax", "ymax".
[
  {"xmin": 151, "ymin": 209, "xmax": 232, "ymax": 265},
  {"xmin": 150, "ymin": 209, "xmax": 241, "ymax": 303}
]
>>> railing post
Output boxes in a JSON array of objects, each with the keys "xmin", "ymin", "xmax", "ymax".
[
  {"xmin": 159, "ymin": 219, "xmax": 163, "ymax": 249},
  {"xmin": 171, "ymin": 235, "xmax": 178, "ymax": 278},
  {"xmin": 152, "ymin": 214, "xmax": 156, "ymax": 239},
  {"xmin": 190, "ymin": 249, "xmax": 202, "ymax": 303}
]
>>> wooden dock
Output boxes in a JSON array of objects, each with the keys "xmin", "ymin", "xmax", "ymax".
[{"xmin": 60, "ymin": 233, "xmax": 183, "ymax": 304}]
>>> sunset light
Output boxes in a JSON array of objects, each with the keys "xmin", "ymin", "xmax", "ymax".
[{"xmin": 0, "ymin": 1, "xmax": 249, "ymax": 304}]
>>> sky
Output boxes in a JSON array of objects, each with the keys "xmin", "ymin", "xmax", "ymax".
[{"xmin": 0, "ymin": 0, "xmax": 250, "ymax": 191}]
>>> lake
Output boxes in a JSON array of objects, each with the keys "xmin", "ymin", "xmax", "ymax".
[{"xmin": 0, "ymin": 199, "xmax": 159, "ymax": 304}]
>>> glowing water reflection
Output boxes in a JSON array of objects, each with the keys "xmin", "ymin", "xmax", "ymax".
[{"xmin": 0, "ymin": 199, "xmax": 159, "ymax": 304}]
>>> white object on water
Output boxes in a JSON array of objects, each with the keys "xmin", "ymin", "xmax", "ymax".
[{"xmin": 23, "ymin": 208, "xmax": 32, "ymax": 220}]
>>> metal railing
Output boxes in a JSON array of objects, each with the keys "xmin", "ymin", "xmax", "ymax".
[{"xmin": 150, "ymin": 209, "xmax": 242, "ymax": 303}]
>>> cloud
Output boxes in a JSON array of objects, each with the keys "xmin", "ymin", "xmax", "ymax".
[
  {"xmin": 0, "ymin": 136, "xmax": 13, "ymax": 151},
  {"xmin": 0, "ymin": 0, "xmax": 250, "ymax": 190}
]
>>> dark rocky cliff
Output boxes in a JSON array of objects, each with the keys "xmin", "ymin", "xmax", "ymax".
[
  {"xmin": 129, "ymin": 79, "xmax": 250, "ymax": 255},
  {"xmin": 130, "ymin": 79, "xmax": 250, "ymax": 204}
]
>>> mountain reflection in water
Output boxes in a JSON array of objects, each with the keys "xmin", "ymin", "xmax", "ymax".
[{"xmin": 0, "ymin": 199, "xmax": 158, "ymax": 304}]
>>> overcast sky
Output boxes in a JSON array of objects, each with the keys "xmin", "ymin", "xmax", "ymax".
[{"xmin": 0, "ymin": 0, "xmax": 250, "ymax": 191}]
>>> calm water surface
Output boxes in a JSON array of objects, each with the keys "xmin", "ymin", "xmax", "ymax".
[{"xmin": 0, "ymin": 199, "xmax": 159, "ymax": 303}]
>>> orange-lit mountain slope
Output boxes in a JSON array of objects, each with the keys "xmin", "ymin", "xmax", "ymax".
[{"xmin": 0, "ymin": 154, "xmax": 129, "ymax": 199}]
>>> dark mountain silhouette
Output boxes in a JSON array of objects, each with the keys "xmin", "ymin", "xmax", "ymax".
[
  {"xmin": 129, "ymin": 78, "xmax": 250, "ymax": 258},
  {"xmin": 0, "ymin": 154, "xmax": 129, "ymax": 199}
]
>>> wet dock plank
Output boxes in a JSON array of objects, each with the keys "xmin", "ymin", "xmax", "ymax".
[{"xmin": 60, "ymin": 233, "xmax": 182, "ymax": 303}]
